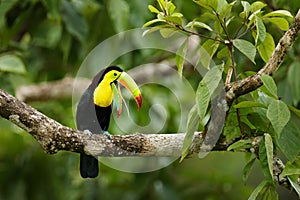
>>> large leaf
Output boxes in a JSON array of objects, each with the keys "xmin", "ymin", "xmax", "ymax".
[
  {"xmin": 61, "ymin": 0, "xmax": 88, "ymax": 43},
  {"xmin": 193, "ymin": 0, "xmax": 218, "ymax": 11},
  {"xmin": 260, "ymin": 74, "xmax": 277, "ymax": 99},
  {"xmin": 196, "ymin": 81, "xmax": 210, "ymax": 120},
  {"xmin": 265, "ymin": 17, "xmax": 289, "ymax": 31},
  {"xmin": 199, "ymin": 39, "xmax": 219, "ymax": 69},
  {"xmin": 233, "ymin": 39, "xmax": 256, "ymax": 64},
  {"xmin": 107, "ymin": 0, "xmax": 129, "ymax": 32},
  {"xmin": 255, "ymin": 15, "xmax": 266, "ymax": 46},
  {"xmin": 264, "ymin": 10, "xmax": 293, "ymax": 18},
  {"xmin": 278, "ymin": 121, "xmax": 300, "ymax": 161},
  {"xmin": 0, "ymin": 54, "xmax": 26, "ymax": 74},
  {"xmin": 265, "ymin": 134, "xmax": 274, "ymax": 181},
  {"xmin": 266, "ymin": 99, "xmax": 290, "ymax": 137},
  {"xmin": 180, "ymin": 105, "xmax": 200, "ymax": 162},
  {"xmin": 240, "ymin": 1, "xmax": 251, "ymax": 18},
  {"xmin": 176, "ymin": 38, "xmax": 188, "ymax": 78},
  {"xmin": 287, "ymin": 62, "xmax": 300, "ymax": 105},
  {"xmin": 250, "ymin": 1, "xmax": 267, "ymax": 13},
  {"xmin": 219, "ymin": 0, "xmax": 236, "ymax": 19},
  {"xmin": 259, "ymin": 134, "xmax": 274, "ymax": 182},
  {"xmin": 257, "ymin": 33, "xmax": 275, "ymax": 63}
]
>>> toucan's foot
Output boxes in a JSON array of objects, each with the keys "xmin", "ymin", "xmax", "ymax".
[
  {"xmin": 102, "ymin": 131, "xmax": 113, "ymax": 139},
  {"xmin": 83, "ymin": 129, "xmax": 93, "ymax": 136}
]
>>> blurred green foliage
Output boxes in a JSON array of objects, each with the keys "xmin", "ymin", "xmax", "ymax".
[{"xmin": 0, "ymin": 0, "xmax": 299, "ymax": 199}]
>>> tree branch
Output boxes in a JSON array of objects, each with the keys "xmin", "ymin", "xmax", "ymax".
[{"xmin": 2, "ymin": 88, "xmax": 215, "ymax": 156}]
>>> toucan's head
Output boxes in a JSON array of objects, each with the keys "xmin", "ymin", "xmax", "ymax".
[{"xmin": 94, "ymin": 66, "xmax": 142, "ymax": 116}]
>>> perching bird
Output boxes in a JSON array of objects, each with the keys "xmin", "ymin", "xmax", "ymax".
[{"xmin": 76, "ymin": 66, "xmax": 142, "ymax": 178}]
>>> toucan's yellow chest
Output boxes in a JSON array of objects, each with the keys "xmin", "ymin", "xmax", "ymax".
[{"xmin": 93, "ymin": 81, "xmax": 113, "ymax": 107}]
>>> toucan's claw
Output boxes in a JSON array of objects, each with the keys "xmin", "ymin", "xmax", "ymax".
[
  {"xmin": 102, "ymin": 130, "xmax": 113, "ymax": 139},
  {"xmin": 83, "ymin": 129, "xmax": 93, "ymax": 136}
]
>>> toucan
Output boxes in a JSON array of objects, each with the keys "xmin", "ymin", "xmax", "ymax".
[{"xmin": 76, "ymin": 66, "xmax": 142, "ymax": 178}]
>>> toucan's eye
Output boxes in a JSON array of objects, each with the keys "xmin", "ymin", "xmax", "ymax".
[{"xmin": 113, "ymin": 73, "xmax": 117, "ymax": 77}]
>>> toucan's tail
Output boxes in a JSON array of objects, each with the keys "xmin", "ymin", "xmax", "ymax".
[{"xmin": 80, "ymin": 153, "xmax": 99, "ymax": 178}]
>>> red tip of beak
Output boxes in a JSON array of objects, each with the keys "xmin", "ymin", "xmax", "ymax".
[{"xmin": 135, "ymin": 94, "xmax": 142, "ymax": 110}]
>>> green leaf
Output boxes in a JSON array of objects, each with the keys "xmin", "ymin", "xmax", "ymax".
[
  {"xmin": 171, "ymin": 12, "xmax": 183, "ymax": 18},
  {"xmin": 259, "ymin": 134, "xmax": 274, "ymax": 182},
  {"xmin": 288, "ymin": 177, "xmax": 300, "ymax": 197},
  {"xmin": 255, "ymin": 16, "xmax": 266, "ymax": 45},
  {"xmin": 143, "ymin": 19, "xmax": 165, "ymax": 27},
  {"xmin": 180, "ymin": 105, "xmax": 200, "ymax": 162},
  {"xmin": 248, "ymin": 180, "xmax": 268, "ymax": 200},
  {"xmin": 240, "ymin": 1, "xmax": 251, "ymax": 18},
  {"xmin": 61, "ymin": 0, "xmax": 88, "ymax": 43},
  {"xmin": 287, "ymin": 62, "xmax": 300, "ymax": 105},
  {"xmin": 196, "ymin": 82, "xmax": 210, "ymax": 119},
  {"xmin": 200, "ymin": 39, "xmax": 220, "ymax": 68},
  {"xmin": 217, "ymin": 46, "xmax": 229, "ymax": 58},
  {"xmin": 193, "ymin": 0, "xmax": 218, "ymax": 11},
  {"xmin": 227, "ymin": 139, "xmax": 253, "ymax": 151},
  {"xmin": 164, "ymin": 16, "xmax": 182, "ymax": 26},
  {"xmin": 185, "ymin": 21, "xmax": 213, "ymax": 31},
  {"xmin": 201, "ymin": 65, "xmax": 223, "ymax": 96},
  {"xmin": 176, "ymin": 38, "xmax": 188, "ymax": 78},
  {"xmin": 234, "ymin": 101, "xmax": 267, "ymax": 109},
  {"xmin": 280, "ymin": 157, "xmax": 300, "ymax": 179},
  {"xmin": 107, "ymin": 0, "xmax": 129, "ymax": 32},
  {"xmin": 219, "ymin": 1, "xmax": 236, "ymax": 19},
  {"xmin": 196, "ymin": 65, "xmax": 223, "ymax": 119},
  {"xmin": 166, "ymin": 1, "xmax": 176, "ymax": 15},
  {"xmin": 0, "ymin": 54, "xmax": 26, "ymax": 74},
  {"xmin": 264, "ymin": 10, "xmax": 293, "ymax": 18},
  {"xmin": 265, "ymin": 134, "xmax": 274, "ymax": 181},
  {"xmin": 260, "ymin": 74, "xmax": 277, "ymax": 98},
  {"xmin": 224, "ymin": 108, "xmax": 240, "ymax": 140},
  {"xmin": 265, "ymin": 17, "xmax": 289, "ymax": 31},
  {"xmin": 148, "ymin": 5, "xmax": 160, "ymax": 13},
  {"xmin": 250, "ymin": 1, "xmax": 267, "ymax": 13},
  {"xmin": 243, "ymin": 157, "xmax": 256, "ymax": 184},
  {"xmin": 278, "ymin": 121, "xmax": 300, "ymax": 161},
  {"xmin": 266, "ymin": 99, "xmax": 290, "ymax": 137},
  {"xmin": 233, "ymin": 39, "xmax": 256, "ymax": 64},
  {"xmin": 257, "ymin": 33, "xmax": 275, "ymax": 63}
]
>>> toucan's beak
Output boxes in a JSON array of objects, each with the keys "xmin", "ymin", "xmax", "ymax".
[{"xmin": 117, "ymin": 72, "xmax": 142, "ymax": 110}]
